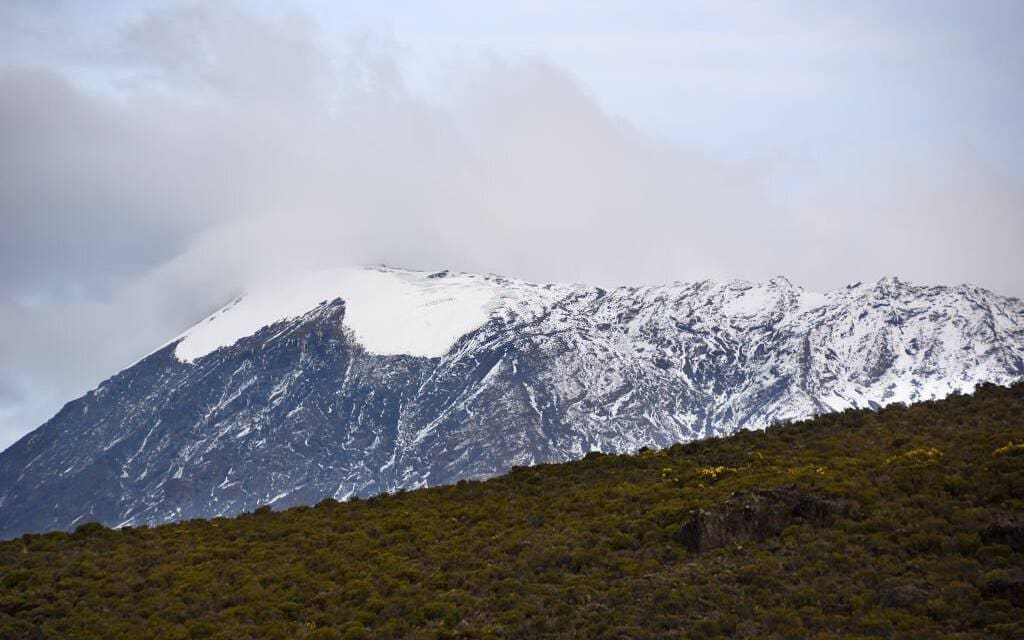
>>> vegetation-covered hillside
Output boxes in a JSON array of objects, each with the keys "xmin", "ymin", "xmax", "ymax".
[{"xmin": 1, "ymin": 383, "xmax": 1022, "ymax": 639}]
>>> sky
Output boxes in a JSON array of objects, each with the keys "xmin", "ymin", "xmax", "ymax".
[{"xmin": 1, "ymin": 0, "xmax": 1022, "ymax": 450}]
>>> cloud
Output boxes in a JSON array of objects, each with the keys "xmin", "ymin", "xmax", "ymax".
[{"xmin": 0, "ymin": 1, "xmax": 1021, "ymax": 449}]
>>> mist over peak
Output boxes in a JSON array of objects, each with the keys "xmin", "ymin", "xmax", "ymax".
[{"xmin": 1, "ymin": 1, "xmax": 1022, "ymax": 449}]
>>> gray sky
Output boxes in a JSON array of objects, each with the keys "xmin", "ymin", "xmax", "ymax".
[{"xmin": 1, "ymin": 1, "xmax": 1022, "ymax": 450}]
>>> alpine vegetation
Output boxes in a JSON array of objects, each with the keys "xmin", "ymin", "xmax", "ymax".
[{"xmin": 0, "ymin": 383, "xmax": 1021, "ymax": 638}]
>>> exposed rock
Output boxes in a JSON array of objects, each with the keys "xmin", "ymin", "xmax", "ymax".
[
  {"xmin": 981, "ymin": 516, "xmax": 1024, "ymax": 551},
  {"xmin": 678, "ymin": 487, "xmax": 855, "ymax": 552},
  {"xmin": 980, "ymin": 569, "xmax": 1024, "ymax": 606}
]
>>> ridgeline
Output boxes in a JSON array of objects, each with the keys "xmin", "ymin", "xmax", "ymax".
[{"xmin": 2, "ymin": 383, "xmax": 1022, "ymax": 639}]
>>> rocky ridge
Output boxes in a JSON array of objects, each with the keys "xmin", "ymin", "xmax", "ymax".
[{"xmin": 0, "ymin": 267, "xmax": 1021, "ymax": 538}]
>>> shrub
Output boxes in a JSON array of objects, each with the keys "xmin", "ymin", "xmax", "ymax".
[{"xmin": 0, "ymin": 383, "xmax": 1020, "ymax": 639}]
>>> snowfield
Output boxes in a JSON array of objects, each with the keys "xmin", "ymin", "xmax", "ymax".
[{"xmin": 174, "ymin": 268, "xmax": 504, "ymax": 361}]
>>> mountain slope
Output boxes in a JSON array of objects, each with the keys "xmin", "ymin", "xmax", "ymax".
[
  {"xmin": 1, "ymin": 383, "xmax": 1022, "ymax": 639},
  {"xmin": 1, "ymin": 267, "xmax": 1022, "ymax": 538}
]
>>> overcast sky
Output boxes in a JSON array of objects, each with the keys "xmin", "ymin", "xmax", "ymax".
[{"xmin": 1, "ymin": 0, "xmax": 1022, "ymax": 450}]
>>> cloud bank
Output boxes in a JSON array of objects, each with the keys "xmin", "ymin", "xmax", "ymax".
[{"xmin": 1, "ymin": 2, "xmax": 1021, "ymax": 448}]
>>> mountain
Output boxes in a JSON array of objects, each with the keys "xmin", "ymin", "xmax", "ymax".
[
  {"xmin": 1, "ymin": 267, "xmax": 1022, "ymax": 538},
  {"xmin": 2, "ymin": 383, "xmax": 1022, "ymax": 638}
]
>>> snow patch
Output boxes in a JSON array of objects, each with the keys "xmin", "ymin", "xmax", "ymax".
[
  {"xmin": 720, "ymin": 284, "xmax": 777, "ymax": 316},
  {"xmin": 174, "ymin": 267, "xmax": 502, "ymax": 362}
]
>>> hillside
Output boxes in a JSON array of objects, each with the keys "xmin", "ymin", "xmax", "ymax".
[
  {"xmin": 2, "ymin": 267, "xmax": 1022, "ymax": 538},
  {"xmin": 1, "ymin": 382, "xmax": 1022, "ymax": 638}
]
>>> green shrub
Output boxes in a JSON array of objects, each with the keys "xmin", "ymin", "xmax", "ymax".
[{"xmin": 0, "ymin": 383, "xmax": 1020, "ymax": 639}]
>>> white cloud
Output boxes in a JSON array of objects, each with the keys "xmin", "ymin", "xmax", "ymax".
[{"xmin": 0, "ymin": 1, "xmax": 1021, "ymax": 449}]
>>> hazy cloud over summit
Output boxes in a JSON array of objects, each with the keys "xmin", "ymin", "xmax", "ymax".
[{"xmin": 1, "ymin": 1, "xmax": 1022, "ymax": 448}]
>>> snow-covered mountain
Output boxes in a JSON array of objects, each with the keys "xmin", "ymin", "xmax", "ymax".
[{"xmin": 1, "ymin": 266, "xmax": 1022, "ymax": 538}]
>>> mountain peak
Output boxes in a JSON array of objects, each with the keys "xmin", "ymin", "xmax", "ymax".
[
  {"xmin": 1, "ymin": 267, "xmax": 1022, "ymax": 538},
  {"xmin": 767, "ymin": 275, "xmax": 796, "ymax": 288},
  {"xmin": 873, "ymin": 275, "xmax": 910, "ymax": 289}
]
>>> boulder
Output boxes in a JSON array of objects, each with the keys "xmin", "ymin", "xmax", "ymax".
[{"xmin": 679, "ymin": 486, "xmax": 854, "ymax": 553}]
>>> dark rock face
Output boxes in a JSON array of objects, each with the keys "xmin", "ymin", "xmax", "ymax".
[
  {"xmin": 980, "ymin": 570, "xmax": 1024, "ymax": 606},
  {"xmin": 0, "ymin": 271, "xmax": 1022, "ymax": 538},
  {"xmin": 678, "ymin": 488, "xmax": 855, "ymax": 552},
  {"xmin": 981, "ymin": 516, "xmax": 1024, "ymax": 551}
]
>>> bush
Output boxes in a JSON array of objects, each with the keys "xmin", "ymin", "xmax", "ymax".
[{"xmin": 0, "ymin": 383, "xmax": 1020, "ymax": 639}]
